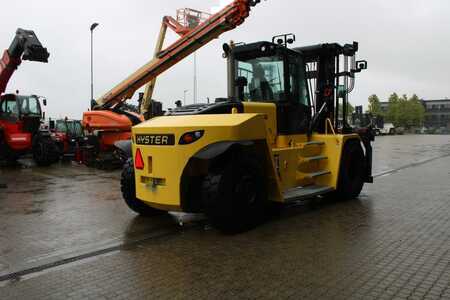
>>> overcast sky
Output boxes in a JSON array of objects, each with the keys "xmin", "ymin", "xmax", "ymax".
[{"xmin": 1, "ymin": 0, "xmax": 450, "ymax": 118}]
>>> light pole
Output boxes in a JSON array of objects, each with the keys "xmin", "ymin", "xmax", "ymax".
[
  {"xmin": 90, "ymin": 23, "xmax": 99, "ymax": 108},
  {"xmin": 183, "ymin": 89, "xmax": 189, "ymax": 106}
]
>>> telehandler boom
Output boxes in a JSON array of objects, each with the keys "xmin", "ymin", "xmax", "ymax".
[
  {"xmin": 81, "ymin": 0, "xmax": 262, "ymax": 167},
  {"xmin": 0, "ymin": 29, "xmax": 58, "ymax": 166}
]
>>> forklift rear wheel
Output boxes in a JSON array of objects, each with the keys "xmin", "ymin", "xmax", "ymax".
[
  {"xmin": 202, "ymin": 155, "xmax": 268, "ymax": 233},
  {"xmin": 335, "ymin": 139, "xmax": 365, "ymax": 200},
  {"xmin": 121, "ymin": 159, "xmax": 165, "ymax": 216}
]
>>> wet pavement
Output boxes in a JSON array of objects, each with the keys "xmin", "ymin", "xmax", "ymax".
[{"xmin": 0, "ymin": 135, "xmax": 449, "ymax": 299}]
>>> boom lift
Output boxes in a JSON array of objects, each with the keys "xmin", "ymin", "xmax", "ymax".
[
  {"xmin": 120, "ymin": 32, "xmax": 374, "ymax": 232},
  {"xmin": 82, "ymin": 0, "xmax": 261, "ymax": 167},
  {"xmin": 140, "ymin": 8, "xmax": 211, "ymax": 120},
  {"xmin": 0, "ymin": 29, "xmax": 58, "ymax": 166}
]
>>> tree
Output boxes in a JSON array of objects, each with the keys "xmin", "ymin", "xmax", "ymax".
[
  {"xmin": 386, "ymin": 93, "xmax": 425, "ymax": 128},
  {"xmin": 368, "ymin": 94, "xmax": 382, "ymax": 116},
  {"xmin": 406, "ymin": 94, "xmax": 425, "ymax": 127},
  {"xmin": 386, "ymin": 93, "xmax": 400, "ymax": 125}
]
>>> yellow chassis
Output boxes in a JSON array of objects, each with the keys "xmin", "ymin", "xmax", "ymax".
[{"xmin": 132, "ymin": 102, "xmax": 360, "ymax": 212}]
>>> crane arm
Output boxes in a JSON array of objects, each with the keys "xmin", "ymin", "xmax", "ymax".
[
  {"xmin": 0, "ymin": 28, "xmax": 50, "ymax": 95},
  {"xmin": 140, "ymin": 18, "xmax": 174, "ymax": 119},
  {"xmin": 93, "ymin": 0, "xmax": 262, "ymax": 110}
]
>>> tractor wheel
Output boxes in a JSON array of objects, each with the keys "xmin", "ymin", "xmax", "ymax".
[
  {"xmin": 33, "ymin": 136, "xmax": 58, "ymax": 166},
  {"xmin": 121, "ymin": 159, "xmax": 164, "ymax": 216},
  {"xmin": 0, "ymin": 132, "xmax": 18, "ymax": 165},
  {"xmin": 335, "ymin": 139, "xmax": 365, "ymax": 200},
  {"xmin": 202, "ymin": 155, "xmax": 268, "ymax": 233}
]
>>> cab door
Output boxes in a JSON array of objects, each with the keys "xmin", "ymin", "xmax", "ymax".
[{"xmin": 276, "ymin": 55, "xmax": 311, "ymax": 136}]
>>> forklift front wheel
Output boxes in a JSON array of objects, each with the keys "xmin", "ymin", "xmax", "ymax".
[
  {"xmin": 121, "ymin": 159, "xmax": 165, "ymax": 217},
  {"xmin": 335, "ymin": 139, "xmax": 365, "ymax": 200},
  {"xmin": 202, "ymin": 155, "xmax": 268, "ymax": 233}
]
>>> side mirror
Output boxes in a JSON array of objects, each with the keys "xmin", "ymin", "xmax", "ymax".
[
  {"xmin": 42, "ymin": 98, "xmax": 47, "ymax": 106},
  {"xmin": 355, "ymin": 60, "xmax": 368, "ymax": 72},
  {"xmin": 49, "ymin": 120, "xmax": 55, "ymax": 130},
  {"xmin": 235, "ymin": 76, "xmax": 248, "ymax": 101}
]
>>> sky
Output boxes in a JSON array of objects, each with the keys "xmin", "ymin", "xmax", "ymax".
[{"xmin": 1, "ymin": 0, "xmax": 450, "ymax": 119}]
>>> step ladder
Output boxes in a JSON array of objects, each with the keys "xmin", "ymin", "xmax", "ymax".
[{"xmin": 284, "ymin": 185, "xmax": 334, "ymax": 202}]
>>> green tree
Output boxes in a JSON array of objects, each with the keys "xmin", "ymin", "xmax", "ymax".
[
  {"xmin": 406, "ymin": 94, "xmax": 425, "ymax": 127},
  {"xmin": 386, "ymin": 93, "xmax": 425, "ymax": 128},
  {"xmin": 368, "ymin": 94, "xmax": 382, "ymax": 116},
  {"xmin": 386, "ymin": 93, "xmax": 400, "ymax": 125}
]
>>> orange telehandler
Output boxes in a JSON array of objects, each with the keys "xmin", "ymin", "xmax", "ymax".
[{"xmin": 80, "ymin": 0, "xmax": 263, "ymax": 168}]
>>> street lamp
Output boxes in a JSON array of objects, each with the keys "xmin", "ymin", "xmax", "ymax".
[{"xmin": 90, "ymin": 23, "xmax": 99, "ymax": 109}]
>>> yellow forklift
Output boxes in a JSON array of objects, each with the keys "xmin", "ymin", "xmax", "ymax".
[{"xmin": 119, "ymin": 33, "xmax": 373, "ymax": 232}]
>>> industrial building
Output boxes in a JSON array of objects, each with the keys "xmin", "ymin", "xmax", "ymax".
[{"xmin": 380, "ymin": 98, "xmax": 450, "ymax": 129}]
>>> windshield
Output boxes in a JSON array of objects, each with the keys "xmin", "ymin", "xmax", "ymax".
[
  {"xmin": 237, "ymin": 55, "xmax": 285, "ymax": 102},
  {"xmin": 56, "ymin": 121, "xmax": 68, "ymax": 133},
  {"xmin": 17, "ymin": 96, "xmax": 41, "ymax": 116},
  {"xmin": 0, "ymin": 98, "xmax": 19, "ymax": 116},
  {"xmin": 67, "ymin": 121, "xmax": 83, "ymax": 136}
]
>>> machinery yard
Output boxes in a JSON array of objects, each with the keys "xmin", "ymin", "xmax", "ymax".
[
  {"xmin": 1, "ymin": 0, "xmax": 450, "ymax": 299},
  {"xmin": 0, "ymin": 135, "xmax": 449, "ymax": 298}
]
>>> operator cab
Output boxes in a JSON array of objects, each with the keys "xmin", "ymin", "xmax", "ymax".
[
  {"xmin": 230, "ymin": 38, "xmax": 311, "ymax": 134},
  {"xmin": 0, "ymin": 94, "xmax": 44, "ymax": 133}
]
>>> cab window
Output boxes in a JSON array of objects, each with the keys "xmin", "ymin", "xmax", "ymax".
[
  {"xmin": 56, "ymin": 121, "xmax": 67, "ymax": 133},
  {"xmin": 237, "ymin": 56, "xmax": 285, "ymax": 102},
  {"xmin": 18, "ymin": 96, "xmax": 41, "ymax": 115},
  {"xmin": 288, "ymin": 55, "xmax": 310, "ymax": 106},
  {"xmin": 0, "ymin": 99, "xmax": 19, "ymax": 116}
]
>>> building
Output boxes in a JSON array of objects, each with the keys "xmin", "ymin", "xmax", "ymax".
[
  {"xmin": 422, "ymin": 99, "xmax": 450, "ymax": 129},
  {"xmin": 379, "ymin": 99, "xmax": 450, "ymax": 129}
]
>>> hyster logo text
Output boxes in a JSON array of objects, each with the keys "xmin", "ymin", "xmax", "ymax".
[{"xmin": 135, "ymin": 134, "xmax": 175, "ymax": 146}]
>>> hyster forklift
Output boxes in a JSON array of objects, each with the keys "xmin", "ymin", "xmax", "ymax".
[
  {"xmin": 0, "ymin": 29, "xmax": 58, "ymax": 166},
  {"xmin": 120, "ymin": 34, "xmax": 373, "ymax": 232}
]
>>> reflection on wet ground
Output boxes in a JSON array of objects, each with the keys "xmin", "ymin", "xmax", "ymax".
[{"xmin": 0, "ymin": 135, "xmax": 449, "ymax": 299}]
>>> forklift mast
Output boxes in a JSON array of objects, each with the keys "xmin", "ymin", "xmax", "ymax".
[
  {"xmin": 0, "ymin": 29, "xmax": 50, "ymax": 95},
  {"xmin": 296, "ymin": 42, "xmax": 367, "ymax": 133}
]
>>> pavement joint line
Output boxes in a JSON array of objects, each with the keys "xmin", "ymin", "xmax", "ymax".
[
  {"xmin": 0, "ymin": 225, "xmax": 186, "ymax": 284},
  {"xmin": 373, "ymin": 153, "xmax": 450, "ymax": 178},
  {"xmin": 1, "ymin": 150, "xmax": 449, "ymax": 286}
]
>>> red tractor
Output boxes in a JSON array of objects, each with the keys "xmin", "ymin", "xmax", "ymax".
[
  {"xmin": 0, "ymin": 29, "xmax": 58, "ymax": 166},
  {"xmin": 50, "ymin": 118, "xmax": 84, "ymax": 160}
]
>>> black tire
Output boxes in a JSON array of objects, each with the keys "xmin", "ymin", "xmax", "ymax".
[
  {"xmin": 33, "ymin": 136, "xmax": 58, "ymax": 166},
  {"xmin": 0, "ymin": 133, "xmax": 18, "ymax": 165},
  {"xmin": 121, "ymin": 159, "xmax": 164, "ymax": 216},
  {"xmin": 335, "ymin": 139, "xmax": 365, "ymax": 200},
  {"xmin": 202, "ymin": 154, "xmax": 268, "ymax": 233}
]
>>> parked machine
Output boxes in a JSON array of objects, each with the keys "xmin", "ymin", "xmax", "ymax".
[
  {"xmin": 351, "ymin": 107, "xmax": 383, "ymax": 135},
  {"xmin": 0, "ymin": 29, "xmax": 58, "ymax": 166},
  {"xmin": 119, "ymin": 31, "xmax": 373, "ymax": 232},
  {"xmin": 50, "ymin": 118, "xmax": 84, "ymax": 160},
  {"xmin": 80, "ymin": 6, "xmax": 214, "ymax": 168}
]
